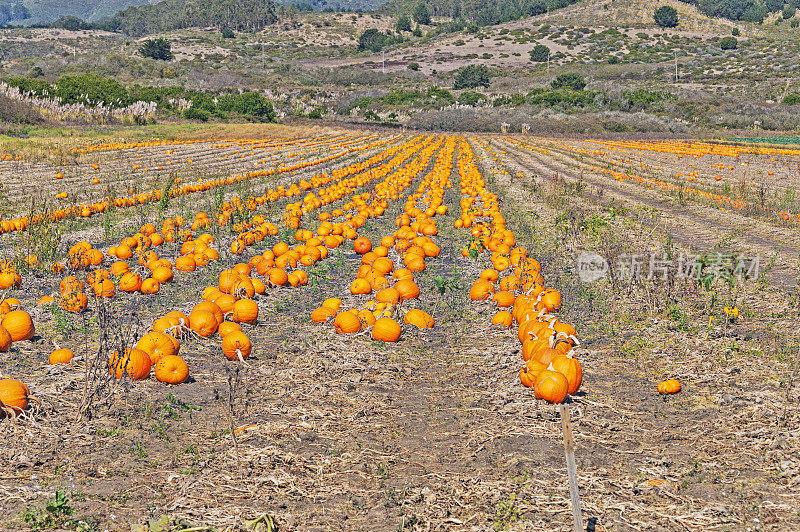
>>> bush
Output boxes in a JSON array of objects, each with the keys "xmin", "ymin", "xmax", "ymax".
[
  {"xmin": 731, "ymin": 27, "xmax": 740, "ymax": 35},
  {"xmin": 792, "ymin": 18, "xmax": 799, "ymax": 27},
  {"xmin": 55, "ymin": 75, "xmax": 129, "ymax": 107},
  {"xmin": 783, "ymin": 92, "xmax": 800, "ymax": 105},
  {"xmin": 218, "ymin": 92, "xmax": 275, "ymax": 121},
  {"xmin": 308, "ymin": 108, "xmax": 323, "ymax": 119},
  {"xmin": 140, "ymin": 38, "xmax": 173, "ymax": 61},
  {"xmin": 453, "ymin": 64, "xmax": 491, "ymax": 89},
  {"xmin": 408, "ymin": 62, "xmax": 420, "ymax": 71},
  {"xmin": 551, "ymin": 72, "xmax": 586, "ymax": 91},
  {"xmin": 784, "ymin": 6, "xmax": 796, "ymax": 18},
  {"xmin": 184, "ymin": 108, "xmax": 209, "ymax": 121},
  {"xmin": 412, "ymin": 3, "xmax": 430, "ymax": 25},
  {"xmin": 654, "ymin": 6, "xmax": 679, "ymax": 28},
  {"xmin": 529, "ymin": 44, "xmax": 550, "ymax": 62},
  {"xmin": 607, "ymin": 55, "xmax": 621, "ymax": 64},
  {"xmin": 720, "ymin": 36, "xmax": 738, "ymax": 50},
  {"xmin": 457, "ymin": 91, "xmax": 486, "ymax": 106},
  {"xmin": 396, "ymin": 14, "xmax": 412, "ymax": 32},
  {"xmin": 358, "ymin": 28, "xmax": 388, "ymax": 52},
  {"xmin": 412, "ymin": 26, "xmax": 422, "ymax": 37},
  {"xmin": 222, "ymin": 27, "xmax": 235, "ymax": 38}
]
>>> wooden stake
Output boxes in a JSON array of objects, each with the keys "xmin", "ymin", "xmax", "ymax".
[{"xmin": 560, "ymin": 404, "xmax": 583, "ymax": 532}]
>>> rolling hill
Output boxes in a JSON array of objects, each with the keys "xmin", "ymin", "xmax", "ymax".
[{"xmin": 0, "ymin": 0, "xmax": 153, "ymax": 25}]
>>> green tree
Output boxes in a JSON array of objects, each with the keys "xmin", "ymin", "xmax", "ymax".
[
  {"xmin": 396, "ymin": 14, "xmax": 412, "ymax": 32},
  {"xmin": 720, "ymin": 36, "xmax": 738, "ymax": 49},
  {"xmin": 529, "ymin": 44, "xmax": 550, "ymax": 62},
  {"xmin": 55, "ymin": 75, "xmax": 129, "ymax": 107},
  {"xmin": 654, "ymin": 6, "xmax": 678, "ymax": 28},
  {"xmin": 412, "ymin": 3, "xmax": 431, "ymax": 25},
  {"xmin": 551, "ymin": 72, "xmax": 586, "ymax": 91},
  {"xmin": 139, "ymin": 38, "xmax": 173, "ymax": 60},
  {"xmin": 453, "ymin": 64, "xmax": 491, "ymax": 89},
  {"xmin": 358, "ymin": 29, "xmax": 387, "ymax": 52}
]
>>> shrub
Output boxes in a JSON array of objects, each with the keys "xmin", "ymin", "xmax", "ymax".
[
  {"xmin": 140, "ymin": 38, "xmax": 173, "ymax": 61},
  {"xmin": 607, "ymin": 55, "xmax": 621, "ymax": 64},
  {"xmin": 222, "ymin": 27, "xmax": 235, "ymax": 38},
  {"xmin": 358, "ymin": 29, "xmax": 388, "ymax": 52},
  {"xmin": 412, "ymin": 3, "xmax": 430, "ymax": 25},
  {"xmin": 218, "ymin": 92, "xmax": 275, "ymax": 121},
  {"xmin": 396, "ymin": 14, "xmax": 412, "ymax": 32},
  {"xmin": 308, "ymin": 108, "xmax": 323, "ymax": 119},
  {"xmin": 453, "ymin": 64, "xmax": 491, "ymax": 89},
  {"xmin": 731, "ymin": 27, "xmax": 740, "ymax": 35},
  {"xmin": 782, "ymin": 92, "xmax": 800, "ymax": 105},
  {"xmin": 784, "ymin": 6, "xmax": 796, "ymax": 19},
  {"xmin": 529, "ymin": 44, "xmax": 550, "ymax": 62},
  {"xmin": 55, "ymin": 75, "xmax": 129, "ymax": 107},
  {"xmin": 184, "ymin": 108, "xmax": 209, "ymax": 121},
  {"xmin": 720, "ymin": 36, "xmax": 738, "ymax": 50},
  {"xmin": 457, "ymin": 91, "xmax": 486, "ymax": 106},
  {"xmin": 792, "ymin": 19, "xmax": 799, "ymax": 27},
  {"xmin": 654, "ymin": 6, "xmax": 678, "ymax": 28},
  {"xmin": 408, "ymin": 62, "xmax": 420, "ymax": 71},
  {"xmin": 551, "ymin": 72, "xmax": 586, "ymax": 91},
  {"xmin": 412, "ymin": 26, "xmax": 422, "ymax": 37}
]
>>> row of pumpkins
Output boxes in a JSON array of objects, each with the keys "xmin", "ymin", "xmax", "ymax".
[{"xmin": 308, "ymin": 138, "xmax": 457, "ymax": 340}]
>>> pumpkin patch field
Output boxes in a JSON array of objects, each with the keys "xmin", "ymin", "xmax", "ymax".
[{"xmin": 0, "ymin": 125, "xmax": 798, "ymax": 531}]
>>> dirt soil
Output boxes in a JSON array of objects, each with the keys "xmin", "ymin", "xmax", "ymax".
[{"xmin": 0, "ymin": 129, "xmax": 799, "ymax": 532}]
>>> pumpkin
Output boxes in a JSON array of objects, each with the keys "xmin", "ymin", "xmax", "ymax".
[
  {"xmin": 491, "ymin": 310, "xmax": 513, "ymax": 328},
  {"xmin": 311, "ymin": 306, "xmax": 336, "ymax": 323},
  {"xmin": 376, "ymin": 287, "xmax": 401, "ymax": 306},
  {"xmin": 141, "ymin": 278, "xmax": 160, "ymax": 294},
  {"xmin": 192, "ymin": 302, "xmax": 223, "ymax": 325},
  {"xmin": 357, "ymin": 309, "xmax": 376, "ymax": 327},
  {"xmin": 231, "ymin": 299, "xmax": 258, "ymax": 324},
  {"xmin": 492, "ymin": 291, "xmax": 516, "ymax": 308},
  {"xmin": 214, "ymin": 294, "xmax": 237, "ymax": 314},
  {"xmin": 533, "ymin": 370, "xmax": 569, "ymax": 404},
  {"xmin": 109, "ymin": 348, "xmax": 151, "ymax": 380},
  {"xmin": 2, "ymin": 310, "xmax": 34, "ymax": 342},
  {"xmin": 519, "ymin": 360, "xmax": 547, "ymax": 387},
  {"xmin": 353, "ymin": 237, "xmax": 372, "ymax": 254},
  {"xmin": 218, "ymin": 321, "xmax": 242, "ymax": 337},
  {"xmin": 49, "ymin": 348, "xmax": 73, "ymax": 364},
  {"xmin": 189, "ymin": 310, "xmax": 218, "ymax": 337},
  {"xmin": 0, "ymin": 379, "xmax": 30, "ymax": 416},
  {"xmin": 469, "ymin": 279, "xmax": 494, "ymax": 301},
  {"xmin": 0, "ymin": 324, "xmax": 10, "ymax": 352},
  {"xmin": 152, "ymin": 266, "xmax": 173, "ymax": 283},
  {"xmin": 222, "ymin": 331, "xmax": 252, "ymax": 361},
  {"xmin": 218, "ymin": 270, "xmax": 239, "ymax": 293},
  {"xmin": 551, "ymin": 353, "xmax": 582, "ymax": 395},
  {"xmin": 404, "ymin": 309, "xmax": 434, "ymax": 328},
  {"xmin": 372, "ymin": 317, "xmax": 401, "ymax": 342},
  {"xmin": 154, "ymin": 355, "xmax": 189, "ymax": 384},
  {"xmin": 119, "ymin": 272, "xmax": 142, "ymax": 292},
  {"xmin": 136, "ymin": 332, "xmax": 178, "ymax": 364},
  {"xmin": 334, "ymin": 310, "xmax": 362, "ymax": 333},
  {"xmin": 394, "ymin": 279, "xmax": 419, "ymax": 300},
  {"xmin": 350, "ymin": 278, "xmax": 372, "ymax": 295},
  {"xmin": 657, "ymin": 379, "xmax": 681, "ymax": 394},
  {"xmin": 322, "ymin": 298, "xmax": 343, "ymax": 312},
  {"xmin": 538, "ymin": 289, "xmax": 562, "ymax": 313}
]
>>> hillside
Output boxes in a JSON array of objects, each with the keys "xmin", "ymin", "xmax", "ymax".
[{"xmin": 0, "ymin": 0, "xmax": 153, "ymax": 25}]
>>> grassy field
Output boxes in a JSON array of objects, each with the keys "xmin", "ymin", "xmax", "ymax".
[{"xmin": 0, "ymin": 124, "xmax": 798, "ymax": 530}]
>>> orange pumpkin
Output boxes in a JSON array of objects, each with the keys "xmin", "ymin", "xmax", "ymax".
[
  {"xmin": 231, "ymin": 299, "xmax": 258, "ymax": 324},
  {"xmin": 154, "ymin": 355, "xmax": 189, "ymax": 384},
  {"xmin": 1, "ymin": 310, "xmax": 34, "ymax": 341},
  {"xmin": 109, "ymin": 348, "xmax": 151, "ymax": 380},
  {"xmin": 533, "ymin": 370, "xmax": 569, "ymax": 404},
  {"xmin": 222, "ymin": 331, "xmax": 252, "ymax": 361},
  {"xmin": 372, "ymin": 317, "xmax": 401, "ymax": 342}
]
